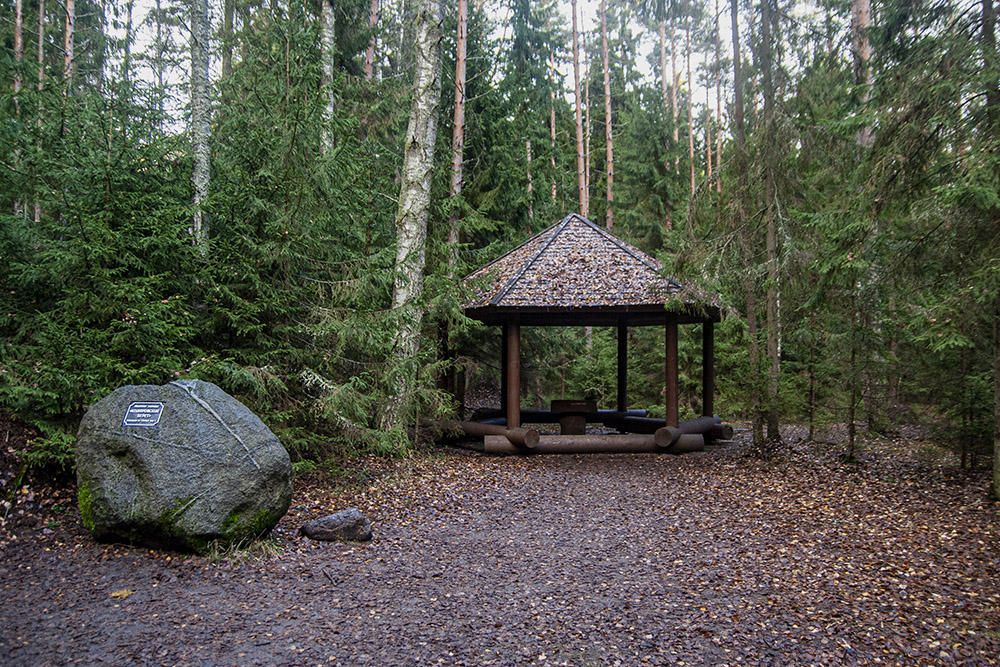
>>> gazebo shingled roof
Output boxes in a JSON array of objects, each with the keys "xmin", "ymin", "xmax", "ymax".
[
  {"xmin": 460, "ymin": 213, "xmax": 720, "ymax": 432},
  {"xmin": 462, "ymin": 213, "xmax": 718, "ymax": 326}
]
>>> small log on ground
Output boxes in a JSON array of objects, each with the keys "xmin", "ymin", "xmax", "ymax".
[
  {"xmin": 668, "ymin": 433, "xmax": 705, "ymax": 454},
  {"xmin": 710, "ymin": 423, "xmax": 734, "ymax": 440},
  {"xmin": 443, "ymin": 421, "xmax": 539, "ymax": 449},
  {"xmin": 484, "ymin": 434, "xmax": 660, "ymax": 454},
  {"xmin": 654, "ymin": 426, "xmax": 681, "ymax": 448},
  {"xmin": 613, "ymin": 415, "xmax": 719, "ymax": 436}
]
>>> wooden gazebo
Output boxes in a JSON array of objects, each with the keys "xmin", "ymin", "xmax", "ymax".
[{"xmin": 462, "ymin": 213, "xmax": 720, "ymax": 447}]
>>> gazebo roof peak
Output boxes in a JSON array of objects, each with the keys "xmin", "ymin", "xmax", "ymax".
[{"xmin": 462, "ymin": 213, "xmax": 717, "ymax": 326}]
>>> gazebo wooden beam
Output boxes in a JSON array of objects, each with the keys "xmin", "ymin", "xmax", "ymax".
[
  {"xmin": 665, "ymin": 321, "xmax": 679, "ymax": 428},
  {"xmin": 500, "ymin": 324, "xmax": 508, "ymax": 416},
  {"xmin": 617, "ymin": 322, "xmax": 627, "ymax": 411},
  {"xmin": 505, "ymin": 322, "xmax": 521, "ymax": 429},
  {"xmin": 702, "ymin": 321, "xmax": 715, "ymax": 417}
]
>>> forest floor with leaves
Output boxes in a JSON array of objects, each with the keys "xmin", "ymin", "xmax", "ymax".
[{"xmin": 2, "ymin": 419, "xmax": 1000, "ymax": 666}]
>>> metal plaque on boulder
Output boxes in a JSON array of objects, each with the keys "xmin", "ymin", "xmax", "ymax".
[{"xmin": 122, "ymin": 402, "xmax": 164, "ymax": 428}]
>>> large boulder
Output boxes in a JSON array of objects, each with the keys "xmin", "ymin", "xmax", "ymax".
[{"xmin": 76, "ymin": 380, "xmax": 293, "ymax": 553}]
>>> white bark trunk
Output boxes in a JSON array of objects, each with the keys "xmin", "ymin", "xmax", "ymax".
[
  {"xmin": 190, "ymin": 0, "xmax": 211, "ymax": 250},
  {"xmin": 321, "ymin": 0, "xmax": 336, "ymax": 153},
  {"xmin": 365, "ymin": 0, "xmax": 380, "ymax": 80},
  {"xmin": 380, "ymin": 0, "xmax": 443, "ymax": 433},
  {"xmin": 63, "ymin": 0, "xmax": 74, "ymax": 96},
  {"xmin": 448, "ymin": 0, "xmax": 467, "ymax": 271}
]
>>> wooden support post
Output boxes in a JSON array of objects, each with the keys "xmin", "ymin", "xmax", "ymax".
[
  {"xmin": 666, "ymin": 321, "xmax": 679, "ymax": 427},
  {"xmin": 506, "ymin": 322, "xmax": 521, "ymax": 429},
  {"xmin": 702, "ymin": 321, "xmax": 715, "ymax": 417},
  {"xmin": 617, "ymin": 322, "xmax": 628, "ymax": 411},
  {"xmin": 500, "ymin": 324, "xmax": 508, "ymax": 417}
]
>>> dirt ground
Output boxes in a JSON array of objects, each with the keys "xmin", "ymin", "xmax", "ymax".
[{"xmin": 2, "ymin": 426, "xmax": 999, "ymax": 666}]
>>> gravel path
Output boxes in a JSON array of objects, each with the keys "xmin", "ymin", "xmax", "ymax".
[{"xmin": 2, "ymin": 438, "xmax": 999, "ymax": 666}]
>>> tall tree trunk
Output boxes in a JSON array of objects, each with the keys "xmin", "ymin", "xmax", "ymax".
[
  {"xmin": 851, "ymin": 0, "xmax": 874, "ymax": 148},
  {"xmin": 123, "ymin": 0, "xmax": 134, "ymax": 83},
  {"xmin": 659, "ymin": 16, "xmax": 673, "ymax": 230},
  {"xmin": 731, "ymin": 0, "xmax": 763, "ymax": 446},
  {"xmin": 155, "ymin": 0, "xmax": 164, "ymax": 127},
  {"xmin": 222, "ymin": 0, "xmax": 234, "ymax": 80},
  {"xmin": 526, "ymin": 140, "xmax": 534, "ymax": 223},
  {"xmin": 444, "ymin": 0, "xmax": 468, "ymax": 407},
  {"xmin": 448, "ymin": 0, "xmax": 467, "ymax": 267},
  {"xmin": 365, "ymin": 0, "xmax": 380, "ymax": 80},
  {"xmin": 686, "ymin": 10, "xmax": 695, "ymax": 200},
  {"xmin": 983, "ymin": 0, "xmax": 1000, "ymax": 499},
  {"xmin": 34, "ymin": 0, "xmax": 44, "ymax": 224},
  {"xmin": 705, "ymin": 87, "xmax": 712, "ymax": 183},
  {"xmin": 584, "ymin": 30, "xmax": 591, "ymax": 201},
  {"xmin": 762, "ymin": 0, "xmax": 781, "ymax": 444},
  {"xmin": 14, "ymin": 0, "xmax": 23, "ymax": 105},
  {"xmin": 601, "ymin": 0, "xmax": 613, "ymax": 230},
  {"xmin": 549, "ymin": 47, "xmax": 558, "ymax": 205},
  {"xmin": 715, "ymin": 0, "xmax": 723, "ymax": 193},
  {"xmin": 380, "ymin": 0, "xmax": 443, "ymax": 434},
  {"xmin": 572, "ymin": 0, "xmax": 587, "ymax": 217},
  {"xmin": 671, "ymin": 8, "xmax": 679, "ymax": 172},
  {"xmin": 320, "ymin": 0, "xmax": 336, "ymax": 153},
  {"xmin": 190, "ymin": 0, "xmax": 211, "ymax": 250},
  {"xmin": 63, "ymin": 0, "xmax": 74, "ymax": 98},
  {"xmin": 13, "ymin": 0, "xmax": 23, "ymax": 216}
]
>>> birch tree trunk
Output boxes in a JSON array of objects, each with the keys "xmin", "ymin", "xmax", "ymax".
[
  {"xmin": 601, "ymin": 0, "xmax": 613, "ymax": 231},
  {"xmin": 63, "ymin": 0, "xmax": 75, "ymax": 98},
  {"xmin": 380, "ymin": 0, "xmax": 443, "ymax": 434},
  {"xmin": 190, "ymin": 0, "xmax": 211, "ymax": 250},
  {"xmin": 448, "ymin": 0, "xmax": 467, "ymax": 270},
  {"xmin": 571, "ymin": 0, "xmax": 588, "ymax": 217},
  {"xmin": 320, "ymin": 0, "xmax": 336, "ymax": 154},
  {"xmin": 365, "ymin": 0, "xmax": 380, "ymax": 80}
]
